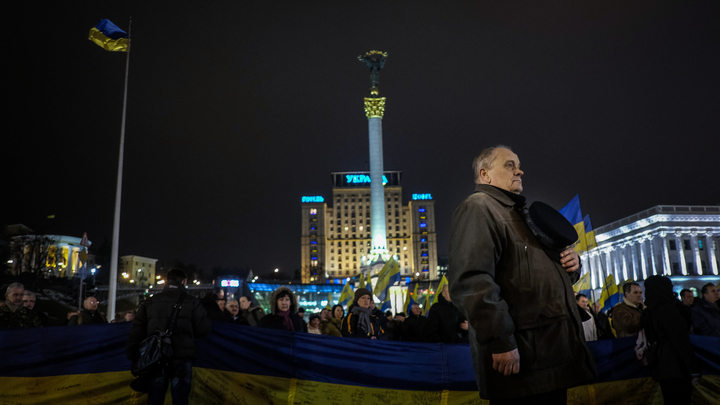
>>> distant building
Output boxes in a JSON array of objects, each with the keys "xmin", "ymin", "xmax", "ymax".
[
  {"xmin": 6, "ymin": 227, "xmax": 93, "ymax": 279},
  {"xmin": 585, "ymin": 205, "xmax": 720, "ymax": 291},
  {"xmin": 118, "ymin": 255, "xmax": 157, "ymax": 288},
  {"xmin": 301, "ymin": 171, "xmax": 437, "ymax": 284}
]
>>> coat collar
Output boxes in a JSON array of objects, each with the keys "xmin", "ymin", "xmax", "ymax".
[{"xmin": 474, "ymin": 184, "xmax": 525, "ymax": 208}]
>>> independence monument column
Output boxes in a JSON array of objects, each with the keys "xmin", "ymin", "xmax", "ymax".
[{"xmin": 359, "ymin": 50, "xmax": 390, "ymax": 263}]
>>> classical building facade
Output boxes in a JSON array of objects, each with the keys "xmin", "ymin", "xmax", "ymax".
[
  {"xmin": 300, "ymin": 171, "xmax": 437, "ymax": 284},
  {"xmin": 583, "ymin": 205, "xmax": 720, "ymax": 290}
]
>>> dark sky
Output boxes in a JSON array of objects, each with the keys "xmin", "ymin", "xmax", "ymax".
[{"xmin": 6, "ymin": 1, "xmax": 719, "ymax": 278}]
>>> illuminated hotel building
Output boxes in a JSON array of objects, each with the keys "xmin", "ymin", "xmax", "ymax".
[
  {"xmin": 300, "ymin": 171, "xmax": 437, "ymax": 284},
  {"xmin": 584, "ymin": 205, "xmax": 720, "ymax": 292}
]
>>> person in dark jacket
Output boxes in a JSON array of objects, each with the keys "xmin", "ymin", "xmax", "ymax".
[
  {"xmin": 1, "ymin": 283, "xmax": 42, "ymax": 328},
  {"xmin": 424, "ymin": 285, "xmax": 469, "ymax": 344},
  {"xmin": 638, "ymin": 276, "xmax": 702, "ymax": 405},
  {"xmin": 200, "ymin": 292, "xmax": 230, "ymax": 323},
  {"xmin": 239, "ymin": 295, "xmax": 265, "ymax": 326},
  {"xmin": 691, "ymin": 283, "xmax": 720, "ymax": 337},
  {"xmin": 449, "ymin": 146, "xmax": 596, "ymax": 403},
  {"xmin": 341, "ymin": 288, "xmax": 384, "ymax": 339},
  {"xmin": 68, "ymin": 296, "xmax": 107, "ymax": 325},
  {"xmin": 258, "ymin": 287, "xmax": 305, "ymax": 332},
  {"xmin": 126, "ymin": 269, "xmax": 211, "ymax": 405},
  {"xmin": 225, "ymin": 299, "xmax": 249, "ymax": 325},
  {"xmin": 402, "ymin": 303, "xmax": 429, "ymax": 342},
  {"xmin": 385, "ymin": 312, "xmax": 406, "ymax": 341}
]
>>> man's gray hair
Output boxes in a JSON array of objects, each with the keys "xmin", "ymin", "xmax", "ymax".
[
  {"xmin": 472, "ymin": 145, "xmax": 513, "ymax": 183},
  {"xmin": 5, "ymin": 282, "xmax": 24, "ymax": 296},
  {"xmin": 23, "ymin": 290, "xmax": 36, "ymax": 299}
]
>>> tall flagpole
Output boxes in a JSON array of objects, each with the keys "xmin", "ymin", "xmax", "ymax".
[{"xmin": 108, "ymin": 17, "xmax": 132, "ymax": 322}]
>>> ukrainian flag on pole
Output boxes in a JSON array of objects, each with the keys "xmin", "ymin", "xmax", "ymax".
[
  {"xmin": 338, "ymin": 279, "xmax": 354, "ymax": 309},
  {"xmin": 405, "ymin": 283, "xmax": 419, "ymax": 313},
  {"xmin": 365, "ymin": 273, "xmax": 373, "ymax": 296},
  {"xmin": 431, "ymin": 275, "xmax": 448, "ymax": 307},
  {"xmin": 584, "ymin": 215, "xmax": 597, "ymax": 251},
  {"xmin": 559, "ymin": 195, "xmax": 587, "ymax": 253},
  {"xmin": 325, "ymin": 293, "xmax": 333, "ymax": 309},
  {"xmin": 573, "ymin": 272, "xmax": 593, "ymax": 303},
  {"xmin": 88, "ymin": 19, "xmax": 128, "ymax": 52}
]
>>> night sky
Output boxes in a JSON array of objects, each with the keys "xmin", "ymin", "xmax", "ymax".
[{"xmin": 6, "ymin": 1, "xmax": 719, "ymax": 278}]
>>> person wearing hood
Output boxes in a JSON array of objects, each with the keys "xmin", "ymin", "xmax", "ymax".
[
  {"xmin": 402, "ymin": 303, "xmax": 429, "ymax": 342},
  {"xmin": 341, "ymin": 288, "xmax": 384, "ymax": 339},
  {"xmin": 638, "ymin": 276, "xmax": 702, "ymax": 405},
  {"xmin": 322, "ymin": 304, "xmax": 343, "ymax": 337},
  {"xmin": 258, "ymin": 287, "xmax": 306, "ymax": 332},
  {"xmin": 424, "ymin": 285, "xmax": 469, "ymax": 344}
]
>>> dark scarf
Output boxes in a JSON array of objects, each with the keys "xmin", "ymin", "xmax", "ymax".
[
  {"xmin": 351, "ymin": 306, "xmax": 373, "ymax": 335},
  {"xmin": 277, "ymin": 309, "xmax": 294, "ymax": 331}
]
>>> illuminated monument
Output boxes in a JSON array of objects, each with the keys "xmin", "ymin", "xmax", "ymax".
[{"xmin": 359, "ymin": 50, "xmax": 390, "ymax": 264}]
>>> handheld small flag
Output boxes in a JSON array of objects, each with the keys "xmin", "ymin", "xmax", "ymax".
[
  {"xmin": 365, "ymin": 273, "xmax": 374, "ymax": 296},
  {"xmin": 405, "ymin": 283, "xmax": 419, "ymax": 314},
  {"xmin": 326, "ymin": 293, "xmax": 333, "ymax": 309},
  {"xmin": 358, "ymin": 274, "xmax": 366, "ymax": 289},
  {"xmin": 559, "ymin": 195, "xmax": 587, "ymax": 253},
  {"xmin": 88, "ymin": 19, "xmax": 129, "ymax": 52}
]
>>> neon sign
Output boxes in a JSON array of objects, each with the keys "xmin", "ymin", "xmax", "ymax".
[
  {"xmin": 302, "ymin": 196, "xmax": 324, "ymax": 203},
  {"xmin": 345, "ymin": 174, "xmax": 388, "ymax": 185},
  {"xmin": 412, "ymin": 193, "xmax": 432, "ymax": 200},
  {"xmin": 221, "ymin": 279, "xmax": 239, "ymax": 287}
]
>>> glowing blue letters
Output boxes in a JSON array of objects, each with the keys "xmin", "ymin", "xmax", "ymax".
[
  {"xmin": 412, "ymin": 193, "xmax": 433, "ymax": 200},
  {"xmin": 302, "ymin": 196, "xmax": 325, "ymax": 203},
  {"xmin": 346, "ymin": 174, "xmax": 388, "ymax": 185}
]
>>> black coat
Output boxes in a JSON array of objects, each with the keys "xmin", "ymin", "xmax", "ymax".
[
  {"xmin": 126, "ymin": 286, "xmax": 211, "ymax": 362},
  {"xmin": 402, "ymin": 313, "xmax": 429, "ymax": 342},
  {"xmin": 341, "ymin": 310, "xmax": 384, "ymax": 339},
  {"xmin": 259, "ymin": 313, "xmax": 305, "ymax": 332},
  {"xmin": 645, "ymin": 303, "xmax": 702, "ymax": 381},
  {"xmin": 424, "ymin": 294, "xmax": 468, "ymax": 344},
  {"xmin": 68, "ymin": 308, "xmax": 107, "ymax": 325}
]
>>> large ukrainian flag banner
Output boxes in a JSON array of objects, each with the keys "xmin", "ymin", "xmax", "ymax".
[
  {"xmin": 0, "ymin": 322, "xmax": 719, "ymax": 404},
  {"xmin": 88, "ymin": 19, "xmax": 129, "ymax": 52},
  {"xmin": 559, "ymin": 195, "xmax": 587, "ymax": 253}
]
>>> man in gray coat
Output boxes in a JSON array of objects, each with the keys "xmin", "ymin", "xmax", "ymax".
[{"xmin": 449, "ymin": 146, "xmax": 596, "ymax": 404}]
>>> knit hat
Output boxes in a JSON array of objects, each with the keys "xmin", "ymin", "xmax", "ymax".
[{"xmin": 352, "ymin": 288, "xmax": 373, "ymax": 306}]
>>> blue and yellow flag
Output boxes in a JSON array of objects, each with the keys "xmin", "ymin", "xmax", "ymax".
[
  {"xmin": 598, "ymin": 274, "xmax": 618, "ymax": 313},
  {"xmin": 559, "ymin": 195, "xmax": 587, "ymax": 253},
  {"xmin": 584, "ymin": 215, "xmax": 597, "ymax": 251},
  {"xmin": 405, "ymin": 283, "xmax": 419, "ymax": 314},
  {"xmin": 431, "ymin": 275, "xmax": 449, "ymax": 307},
  {"xmin": 365, "ymin": 273, "xmax": 373, "ymax": 296},
  {"xmin": 325, "ymin": 293, "xmax": 333, "ymax": 309},
  {"xmin": 573, "ymin": 271, "xmax": 593, "ymax": 303},
  {"xmin": 374, "ymin": 258, "xmax": 400, "ymax": 304},
  {"xmin": 358, "ymin": 274, "xmax": 366, "ymax": 289},
  {"xmin": 338, "ymin": 279, "xmax": 354, "ymax": 308},
  {"xmin": 88, "ymin": 19, "xmax": 128, "ymax": 52}
]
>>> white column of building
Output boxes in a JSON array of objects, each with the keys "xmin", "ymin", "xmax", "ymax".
[
  {"xmin": 613, "ymin": 247, "xmax": 622, "ymax": 282},
  {"xmin": 604, "ymin": 248, "xmax": 613, "ymax": 282},
  {"xmin": 707, "ymin": 233, "xmax": 719, "ymax": 275},
  {"xmin": 675, "ymin": 232, "xmax": 687, "ymax": 275},
  {"xmin": 661, "ymin": 233, "xmax": 672, "ymax": 275},
  {"xmin": 620, "ymin": 245, "xmax": 629, "ymax": 281},
  {"xmin": 648, "ymin": 234, "xmax": 658, "ymax": 276},
  {"xmin": 629, "ymin": 242, "xmax": 639, "ymax": 280},
  {"xmin": 690, "ymin": 232, "xmax": 703, "ymax": 275},
  {"xmin": 639, "ymin": 237, "xmax": 648, "ymax": 280}
]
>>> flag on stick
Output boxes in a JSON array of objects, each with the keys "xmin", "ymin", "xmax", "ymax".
[
  {"xmin": 88, "ymin": 19, "xmax": 129, "ymax": 52},
  {"xmin": 338, "ymin": 279, "xmax": 354, "ymax": 309},
  {"xmin": 584, "ymin": 215, "xmax": 597, "ymax": 251}
]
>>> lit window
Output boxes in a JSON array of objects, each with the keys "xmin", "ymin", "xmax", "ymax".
[{"xmin": 310, "ymin": 208, "xmax": 317, "ymax": 215}]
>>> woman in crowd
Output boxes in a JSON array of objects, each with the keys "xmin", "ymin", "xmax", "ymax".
[
  {"xmin": 322, "ymin": 305, "xmax": 344, "ymax": 337},
  {"xmin": 341, "ymin": 288, "xmax": 384, "ymax": 339},
  {"xmin": 307, "ymin": 314, "xmax": 322, "ymax": 334},
  {"xmin": 258, "ymin": 287, "xmax": 306, "ymax": 332},
  {"xmin": 638, "ymin": 276, "xmax": 701, "ymax": 405}
]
